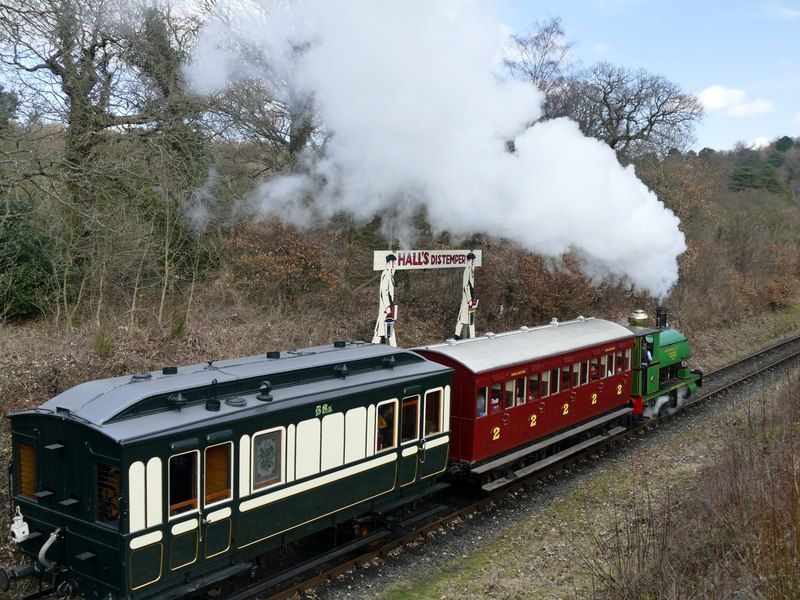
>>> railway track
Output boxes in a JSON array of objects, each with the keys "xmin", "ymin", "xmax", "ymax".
[{"xmin": 246, "ymin": 333, "xmax": 800, "ymax": 600}]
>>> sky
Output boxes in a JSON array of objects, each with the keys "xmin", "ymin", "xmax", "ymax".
[{"xmin": 501, "ymin": 0, "xmax": 800, "ymax": 150}]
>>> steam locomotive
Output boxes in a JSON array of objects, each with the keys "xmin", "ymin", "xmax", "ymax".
[{"xmin": 1, "ymin": 309, "xmax": 700, "ymax": 599}]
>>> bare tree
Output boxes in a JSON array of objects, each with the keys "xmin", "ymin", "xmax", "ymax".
[
  {"xmin": 504, "ymin": 17, "xmax": 573, "ymax": 95},
  {"xmin": 546, "ymin": 62, "xmax": 703, "ymax": 160}
]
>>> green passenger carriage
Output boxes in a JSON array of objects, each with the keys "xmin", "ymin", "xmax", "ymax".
[{"xmin": 5, "ymin": 342, "xmax": 452, "ymax": 599}]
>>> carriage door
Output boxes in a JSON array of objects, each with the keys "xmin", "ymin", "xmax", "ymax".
[
  {"xmin": 488, "ymin": 376, "xmax": 513, "ymax": 453},
  {"xmin": 398, "ymin": 395, "xmax": 420, "ymax": 487},
  {"xmin": 418, "ymin": 388, "xmax": 449, "ymax": 479},
  {"xmin": 167, "ymin": 450, "xmax": 201, "ymax": 571},
  {"xmin": 201, "ymin": 442, "xmax": 234, "ymax": 560}
]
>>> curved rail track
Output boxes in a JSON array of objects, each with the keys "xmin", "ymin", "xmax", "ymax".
[{"xmin": 233, "ymin": 333, "xmax": 800, "ymax": 600}]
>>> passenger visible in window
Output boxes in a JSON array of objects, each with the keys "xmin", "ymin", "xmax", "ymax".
[
  {"xmin": 377, "ymin": 403, "xmax": 396, "ymax": 450},
  {"xmin": 476, "ymin": 388, "xmax": 487, "ymax": 417},
  {"xmin": 606, "ymin": 354, "xmax": 615, "ymax": 376},
  {"xmin": 590, "ymin": 358, "xmax": 600, "ymax": 381},
  {"xmin": 490, "ymin": 383, "xmax": 502, "ymax": 413}
]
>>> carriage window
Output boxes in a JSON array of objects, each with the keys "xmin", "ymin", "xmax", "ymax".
[
  {"xmin": 572, "ymin": 363, "xmax": 581, "ymax": 387},
  {"xmin": 96, "ymin": 463, "xmax": 120, "ymax": 524},
  {"xmin": 560, "ymin": 366, "xmax": 573, "ymax": 391},
  {"xmin": 503, "ymin": 381, "xmax": 515, "ymax": 409},
  {"xmin": 376, "ymin": 401, "xmax": 397, "ymax": 451},
  {"xmin": 590, "ymin": 358, "xmax": 600, "ymax": 381},
  {"xmin": 205, "ymin": 443, "xmax": 232, "ymax": 505},
  {"xmin": 623, "ymin": 349, "xmax": 632, "ymax": 371},
  {"xmin": 550, "ymin": 369, "xmax": 560, "ymax": 394},
  {"xmin": 476, "ymin": 388, "xmax": 488, "ymax": 417},
  {"xmin": 581, "ymin": 361, "xmax": 589, "ymax": 385},
  {"xmin": 425, "ymin": 390, "xmax": 443, "ymax": 435},
  {"xmin": 540, "ymin": 371, "xmax": 551, "ymax": 397},
  {"xmin": 515, "ymin": 378, "xmax": 526, "ymax": 405},
  {"xmin": 169, "ymin": 451, "xmax": 198, "ymax": 517},
  {"xmin": 401, "ymin": 396, "xmax": 419, "ymax": 443},
  {"xmin": 490, "ymin": 383, "xmax": 502, "ymax": 413},
  {"xmin": 528, "ymin": 373, "xmax": 541, "ymax": 401},
  {"xmin": 615, "ymin": 349, "xmax": 626, "ymax": 373},
  {"xmin": 606, "ymin": 354, "xmax": 615, "ymax": 376},
  {"xmin": 252, "ymin": 430, "xmax": 282, "ymax": 490},
  {"xmin": 17, "ymin": 441, "xmax": 36, "ymax": 498}
]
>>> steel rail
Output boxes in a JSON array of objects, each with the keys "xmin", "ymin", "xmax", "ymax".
[{"xmin": 250, "ymin": 333, "xmax": 800, "ymax": 600}]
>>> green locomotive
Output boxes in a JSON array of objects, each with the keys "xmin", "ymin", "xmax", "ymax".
[{"xmin": 626, "ymin": 307, "xmax": 703, "ymax": 418}]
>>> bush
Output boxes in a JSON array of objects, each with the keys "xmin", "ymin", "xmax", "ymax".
[{"xmin": 0, "ymin": 200, "xmax": 52, "ymax": 320}]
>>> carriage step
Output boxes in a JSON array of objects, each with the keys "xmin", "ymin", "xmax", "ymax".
[{"xmin": 481, "ymin": 425, "xmax": 627, "ymax": 492}]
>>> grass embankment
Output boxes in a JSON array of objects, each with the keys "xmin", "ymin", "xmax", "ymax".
[
  {"xmin": 381, "ymin": 373, "xmax": 800, "ymax": 600},
  {"xmin": 590, "ymin": 373, "xmax": 800, "ymax": 599}
]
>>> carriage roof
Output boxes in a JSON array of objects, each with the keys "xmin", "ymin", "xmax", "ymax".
[{"xmin": 416, "ymin": 317, "xmax": 633, "ymax": 374}]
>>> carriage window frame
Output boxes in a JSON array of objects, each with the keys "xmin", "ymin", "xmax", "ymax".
[
  {"xmin": 503, "ymin": 380, "xmax": 515, "ymax": 409},
  {"xmin": 424, "ymin": 388, "xmax": 444, "ymax": 436},
  {"xmin": 168, "ymin": 450, "xmax": 200, "ymax": 520},
  {"xmin": 251, "ymin": 427, "xmax": 285, "ymax": 493},
  {"xmin": 401, "ymin": 395, "xmax": 420, "ymax": 444},
  {"xmin": 95, "ymin": 461, "xmax": 121, "ymax": 526},
  {"xmin": 571, "ymin": 363, "xmax": 581, "ymax": 388},
  {"xmin": 581, "ymin": 360, "xmax": 590, "ymax": 385},
  {"xmin": 204, "ymin": 442, "xmax": 233, "ymax": 508},
  {"xmin": 476, "ymin": 387, "xmax": 488, "ymax": 418},
  {"xmin": 560, "ymin": 365, "xmax": 573, "ymax": 391},
  {"xmin": 16, "ymin": 440, "xmax": 37, "ymax": 499},
  {"xmin": 550, "ymin": 368, "xmax": 560, "ymax": 395},
  {"xmin": 528, "ymin": 373, "xmax": 541, "ymax": 401},
  {"xmin": 540, "ymin": 370, "xmax": 551, "ymax": 397},
  {"xmin": 514, "ymin": 377, "xmax": 526, "ymax": 405},
  {"xmin": 375, "ymin": 399, "xmax": 399, "ymax": 452}
]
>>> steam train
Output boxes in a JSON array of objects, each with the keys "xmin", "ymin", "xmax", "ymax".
[{"xmin": 2, "ymin": 309, "xmax": 700, "ymax": 599}]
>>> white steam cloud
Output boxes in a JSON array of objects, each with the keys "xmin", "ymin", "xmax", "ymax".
[{"xmin": 186, "ymin": 0, "xmax": 686, "ymax": 297}]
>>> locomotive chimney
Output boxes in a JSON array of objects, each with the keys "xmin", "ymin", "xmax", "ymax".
[{"xmin": 656, "ymin": 306, "xmax": 668, "ymax": 329}]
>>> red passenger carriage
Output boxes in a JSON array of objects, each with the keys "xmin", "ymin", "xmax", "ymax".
[{"xmin": 416, "ymin": 317, "xmax": 635, "ymax": 473}]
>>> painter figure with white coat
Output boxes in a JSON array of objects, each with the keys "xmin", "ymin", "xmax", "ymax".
[
  {"xmin": 455, "ymin": 251, "xmax": 478, "ymax": 339},
  {"xmin": 372, "ymin": 253, "xmax": 398, "ymax": 346}
]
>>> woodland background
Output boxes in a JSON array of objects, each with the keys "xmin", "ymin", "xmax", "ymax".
[{"xmin": 0, "ymin": 4, "xmax": 800, "ymax": 596}]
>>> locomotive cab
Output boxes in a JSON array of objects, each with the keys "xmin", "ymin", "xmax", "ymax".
[{"xmin": 626, "ymin": 309, "xmax": 702, "ymax": 419}]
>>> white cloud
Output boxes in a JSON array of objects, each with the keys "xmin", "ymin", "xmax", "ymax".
[
  {"xmin": 750, "ymin": 137, "xmax": 772, "ymax": 149},
  {"xmin": 698, "ymin": 85, "xmax": 775, "ymax": 117},
  {"xmin": 762, "ymin": 2, "xmax": 800, "ymax": 20},
  {"xmin": 593, "ymin": 41, "xmax": 610, "ymax": 54},
  {"xmin": 794, "ymin": 110, "xmax": 800, "ymax": 122},
  {"xmin": 770, "ymin": 58, "xmax": 793, "ymax": 68}
]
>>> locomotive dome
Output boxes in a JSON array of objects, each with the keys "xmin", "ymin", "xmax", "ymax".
[{"xmin": 417, "ymin": 317, "xmax": 632, "ymax": 374}]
